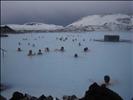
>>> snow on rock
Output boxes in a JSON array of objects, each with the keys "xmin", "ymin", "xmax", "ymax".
[
  {"xmin": 3, "ymin": 14, "xmax": 133, "ymax": 32},
  {"xmin": 67, "ymin": 14, "xmax": 133, "ymax": 31},
  {"xmin": 7, "ymin": 22, "xmax": 63, "ymax": 32},
  {"xmin": 68, "ymin": 14, "xmax": 131, "ymax": 26}
]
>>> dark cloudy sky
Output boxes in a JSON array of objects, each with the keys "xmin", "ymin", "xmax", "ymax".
[{"xmin": 1, "ymin": 1, "xmax": 133, "ymax": 26}]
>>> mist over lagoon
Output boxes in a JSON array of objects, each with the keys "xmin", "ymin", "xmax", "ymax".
[
  {"xmin": 1, "ymin": 1, "xmax": 133, "ymax": 100},
  {"xmin": 1, "ymin": 32, "xmax": 133, "ymax": 100}
]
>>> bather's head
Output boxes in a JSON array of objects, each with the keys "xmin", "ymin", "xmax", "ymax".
[{"xmin": 104, "ymin": 75, "xmax": 110, "ymax": 84}]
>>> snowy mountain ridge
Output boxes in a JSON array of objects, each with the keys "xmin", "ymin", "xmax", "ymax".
[
  {"xmin": 68, "ymin": 14, "xmax": 132, "ymax": 26},
  {"xmin": 2, "ymin": 14, "xmax": 133, "ymax": 32},
  {"xmin": 6, "ymin": 23, "xmax": 64, "ymax": 32},
  {"xmin": 66, "ymin": 14, "xmax": 133, "ymax": 31}
]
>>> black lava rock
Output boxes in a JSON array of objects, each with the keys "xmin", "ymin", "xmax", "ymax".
[
  {"xmin": 0, "ymin": 95, "xmax": 6, "ymax": 100},
  {"xmin": 47, "ymin": 95, "xmax": 53, "ymax": 100},
  {"xmin": 80, "ymin": 82, "xmax": 123, "ymax": 100},
  {"xmin": 10, "ymin": 91, "xmax": 24, "ymax": 100},
  {"xmin": 38, "ymin": 95, "xmax": 47, "ymax": 100}
]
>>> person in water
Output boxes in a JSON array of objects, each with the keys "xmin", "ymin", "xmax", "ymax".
[
  {"xmin": 84, "ymin": 47, "xmax": 89, "ymax": 52},
  {"xmin": 78, "ymin": 42, "xmax": 81, "ymax": 46},
  {"xmin": 18, "ymin": 42, "xmax": 21, "ymax": 45},
  {"xmin": 54, "ymin": 46, "xmax": 65, "ymax": 52},
  {"xmin": 60, "ymin": 47, "xmax": 64, "ymax": 52},
  {"xmin": 89, "ymin": 75, "xmax": 113, "ymax": 88},
  {"xmin": 101, "ymin": 75, "xmax": 111, "ymax": 87},
  {"xmin": 28, "ymin": 43, "xmax": 30, "ymax": 45},
  {"xmin": 28, "ymin": 50, "xmax": 33, "ymax": 56},
  {"xmin": 32, "ymin": 44, "xmax": 35, "ymax": 47},
  {"xmin": 74, "ymin": 53, "xmax": 78, "ymax": 58},
  {"xmin": 104, "ymin": 75, "xmax": 110, "ymax": 85},
  {"xmin": 37, "ymin": 49, "xmax": 43, "ymax": 55},
  {"xmin": 45, "ymin": 47, "xmax": 50, "ymax": 52},
  {"xmin": 17, "ymin": 48, "xmax": 22, "ymax": 52}
]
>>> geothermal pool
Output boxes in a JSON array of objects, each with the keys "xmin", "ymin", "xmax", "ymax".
[{"xmin": 1, "ymin": 32, "xmax": 133, "ymax": 100}]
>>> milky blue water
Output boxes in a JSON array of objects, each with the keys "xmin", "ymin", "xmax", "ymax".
[{"xmin": 1, "ymin": 32, "xmax": 133, "ymax": 100}]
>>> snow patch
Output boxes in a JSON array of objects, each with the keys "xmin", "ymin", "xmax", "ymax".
[{"xmin": 6, "ymin": 23, "xmax": 63, "ymax": 31}]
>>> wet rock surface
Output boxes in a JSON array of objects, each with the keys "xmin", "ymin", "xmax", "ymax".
[
  {"xmin": 63, "ymin": 95, "xmax": 78, "ymax": 100},
  {"xmin": 0, "ymin": 95, "xmax": 7, "ymax": 100},
  {"xmin": 80, "ymin": 82, "xmax": 123, "ymax": 100},
  {"xmin": 1, "ymin": 83, "xmax": 123, "ymax": 100}
]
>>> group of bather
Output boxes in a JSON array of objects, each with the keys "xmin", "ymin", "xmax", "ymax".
[
  {"xmin": 17, "ymin": 35, "xmax": 91, "ymax": 57},
  {"xmin": 17, "ymin": 45, "xmax": 90, "ymax": 57}
]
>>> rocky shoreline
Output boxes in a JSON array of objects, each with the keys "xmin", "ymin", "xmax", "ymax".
[{"xmin": 0, "ymin": 82, "xmax": 123, "ymax": 100}]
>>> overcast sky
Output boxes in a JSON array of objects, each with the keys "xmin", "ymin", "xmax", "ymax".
[{"xmin": 1, "ymin": 1, "xmax": 133, "ymax": 26}]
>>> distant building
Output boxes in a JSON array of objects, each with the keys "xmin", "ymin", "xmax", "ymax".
[
  {"xmin": 104, "ymin": 35, "xmax": 120, "ymax": 42},
  {"xmin": 0, "ymin": 34, "xmax": 8, "ymax": 37}
]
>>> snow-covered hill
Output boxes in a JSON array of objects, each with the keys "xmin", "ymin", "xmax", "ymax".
[
  {"xmin": 2, "ymin": 14, "xmax": 133, "ymax": 33},
  {"xmin": 6, "ymin": 22, "xmax": 64, "ymax": 32},
  {"xmin": 66, "ymin": 14, "xmax": 133, "ymax": 32}
]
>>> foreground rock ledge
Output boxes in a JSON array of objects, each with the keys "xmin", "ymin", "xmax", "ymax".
[
  {"xmin": 80, "ymin": 82, "xmax": 123, "ymax": 100},
  {"xmin": 1, "ymin": 82, "xmax": 123, "ymax": 100}
]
